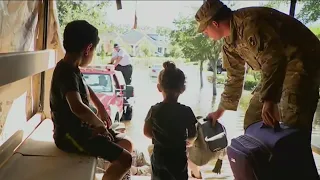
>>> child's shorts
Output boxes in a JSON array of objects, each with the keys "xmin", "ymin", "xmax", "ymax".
[
  {"xmin": 55, "ymin": 129, "xmax": 124, "ymax": 162},
  {"xmin": 151, "ymin": 153, "xmax": 188, "ymax": 180}
]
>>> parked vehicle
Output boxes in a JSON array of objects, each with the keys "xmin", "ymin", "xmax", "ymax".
[
  {"xmin": 149, "ymin": 64, "xmax": 163, "ymax": 78},
  {"xmin": 81, "ymin": 65, "xmax": 134, "ymax": 122},
  {"xmin": 207, "ymin": 59, "xmax": 225, "ymax": 74}
]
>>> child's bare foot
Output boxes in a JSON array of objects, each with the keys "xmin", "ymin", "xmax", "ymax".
[{"xmin": 191, "ymin": 170, "xmax": 202, "ymax": 179}]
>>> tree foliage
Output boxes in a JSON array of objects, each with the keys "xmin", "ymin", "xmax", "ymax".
[
  {"xmin": 57, "ymin": 0, "xmax": 110, "ymax": 34},
  {"xmin": 309, "ymin": 26, "xmax": 320, "ymax": 38},
  {"xmin": 136, "ymin": 40, "xmax": 156, "ymax": 57},
  {"xmin": 166, "ymin": 44, "xmax": 184, "ymax": 58},
  {"xmin": 297, "ymin": 1, "xmax": 320, "ymax": 24},
  {"xmin": 265, "ymin": 0, "xmax": 320, "ymax": 24},
  {"xmin": 170, "ymin": 15, "xmax": 223, "ymax": 90},
  {"xmin": 170, "ymin": 16, "xmax": 222, "ymax": 62}
]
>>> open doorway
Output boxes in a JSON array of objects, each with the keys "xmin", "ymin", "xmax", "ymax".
[{"xmin": 55, "ymin": 1, "xmax": 320, "ymax": 179}]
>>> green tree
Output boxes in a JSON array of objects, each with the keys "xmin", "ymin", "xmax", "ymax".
[
  {"xmin": 108, "ymin": 24, "xmax": 131, "ymax": 34},
  {"xmin": 156, "ymin": 26, "xmax": 171, "ymax": 36},
  {"xmin": 297, "ymin": 1, "xmax": 320, "ymax": 24},
  {"xmin": 57, "ymin": 1, "xmax": 110, "ymax": 34},
  {"xmin": 265, "ymin": 1, "xmax": 320, "ymax": 24},
  {"xmin": 310, "ymin": 26, "xmax": 320, "ymax": 38},
  {"xmin": 137, "ymin": 40, "xmax": 155, "ymax": 57},
  {"xmin": 166, "ymin": 44, "xmax": 184, "ymax": 58},
  {"xmin": 171, "ymin": 16, "xmax": 222, "ymax": 95}
]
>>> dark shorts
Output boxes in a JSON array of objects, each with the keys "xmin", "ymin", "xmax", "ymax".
[
  {"xmin": 54, "ymin": 129, "xmax": 124, "ymax": 162},
  {"xmin": 151, "ymin": 152, "xmax": 188, "ymax": 180}
]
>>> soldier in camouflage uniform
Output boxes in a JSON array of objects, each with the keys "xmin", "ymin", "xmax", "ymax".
[{"xmin": 196, "ymin": 0, "xmax": 320, "ymax": 141}]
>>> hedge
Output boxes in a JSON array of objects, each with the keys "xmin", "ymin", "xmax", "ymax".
[{"xmin": 207, "ymin": 73, "xmax": 259, "ymax": 91}]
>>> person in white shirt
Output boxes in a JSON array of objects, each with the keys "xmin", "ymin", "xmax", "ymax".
[{"xmin": 110, "ymin": 44, "xmax": 133, "ymax": 85}]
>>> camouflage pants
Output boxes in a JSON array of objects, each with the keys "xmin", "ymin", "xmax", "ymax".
[{"xmin": 244, "ymin": 63, "xmax": 320, "ymax": 140}]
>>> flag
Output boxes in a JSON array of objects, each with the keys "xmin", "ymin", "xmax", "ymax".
[{"xmin": 133, "ymin": 10, "xmax": 137, "ymax": 29}]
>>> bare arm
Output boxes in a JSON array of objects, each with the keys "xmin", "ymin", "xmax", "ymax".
[
  {"xmin": 113, "ymin": 50, "xmax": 124, "ymax": 66},
  {"xmin": 143, "ymin": 107, "xmax": 153, "ymax": 139},
  {"xmin": 143, "ymin": 121, "xmax": 153, "ymax": 139},
  {"xmin": 113, "ymin": 56, "xmax": 123, "ymax": 66},
  {"xmin": 66, "ymin": 91, "xmax": 105, "ymax": 127},
  {"xmin": 110, "ymin": 56, "xmax": 117, "ymax": 64},
  {"xmin": 88, "ymin": 86, "xmax": 104, "ymax": 111},
  {"xmin": 186, "ymin": 107, "xmax": 198, "ymax": 143}
]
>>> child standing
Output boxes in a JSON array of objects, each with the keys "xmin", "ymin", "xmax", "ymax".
[{"xmin": 143, "ymin": 61, "xmax": 198, "ymax": 180}]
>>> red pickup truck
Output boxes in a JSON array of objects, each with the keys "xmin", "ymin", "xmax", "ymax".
[{"xmin": 81, "ymin": 65, "xmax": 134, "ymax": 122}]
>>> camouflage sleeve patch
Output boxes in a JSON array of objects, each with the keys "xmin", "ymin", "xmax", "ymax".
[
  {"xmin": 243, "ymin": 18, "xmax": 287, "ymax": 103},
  {"xmin": 218, "ymin": 45, "xmax": 246, "ymax": 111}
]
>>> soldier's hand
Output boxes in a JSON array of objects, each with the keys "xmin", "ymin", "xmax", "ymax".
[
  {"xmin": 207, "ymin": 108, "xmax": 225, "ymax": 123},
  {"xmin": 262, "ymin": 101, "xmax": 280, "ymax": 128}
]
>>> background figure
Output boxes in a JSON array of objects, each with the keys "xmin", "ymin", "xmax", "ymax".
[{"xmin": 110, "ymin": 44, "xmax": 133, "ymax": 85}]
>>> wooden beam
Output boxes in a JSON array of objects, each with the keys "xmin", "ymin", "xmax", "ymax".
[
  {"xmin": 39, "ymin": 0, "xmax": 49, "ymax": 112},
  {"xmin": 289, "ymin": 0, "xmax": 297, "ymax": 17},
  {"xmin": 312, "ymin": 136, "xmax": 320, "ymax": 155},
  {"xmin": 0, "ymin": 50, "xmax": 56, "ymax": 87},
  {"xmin": 116, "ymin": 0, "xmax": 122, "ymax": 10}
]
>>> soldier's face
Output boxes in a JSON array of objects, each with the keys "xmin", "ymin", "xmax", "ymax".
[{"xmin": 203, "ymin": 22, "xmax": 224, "ymax": 40}]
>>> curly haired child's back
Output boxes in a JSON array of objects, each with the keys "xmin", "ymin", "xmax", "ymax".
[{"xmin": 143, "ymin": 61, "xmax": 198, "ymax": 180}]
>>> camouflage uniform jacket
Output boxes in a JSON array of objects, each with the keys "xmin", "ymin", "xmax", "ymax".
[{"xmin": 219, "ymin": 7, "xmax": 320, "ymax": 111}]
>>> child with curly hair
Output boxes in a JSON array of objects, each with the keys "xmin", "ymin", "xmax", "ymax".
[{"xmin": 143, "ymin": 61, "xmax": 198, "ymax": 180}]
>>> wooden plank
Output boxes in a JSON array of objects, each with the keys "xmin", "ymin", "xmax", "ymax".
[
  {"xmin": 0, "ymin": 154, "xmax": 97, "ymax": 180},
  {"xmin": 16, "ymin": 119, "xmax": 71, "ymax": 157},
  {"xmin": 0, "ymin": 113, "xmax": 42, "ymax": 168},
  {"xmin": 312, "ymin": 136, "xmax": 320, "ymax": 155},
  {"xmin": 0, "ymin": 50, "xmax": 55, "ymax": 87}
]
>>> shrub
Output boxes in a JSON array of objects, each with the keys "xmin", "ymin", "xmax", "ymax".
[
  {"xmin": 207, "ymin": 74, "xmax": 226, "ymax": 84},
  {"xmin": 207, "ymin": 73, "xmax": 258, "ymax": 90},
  {"xmin": 244, "ymin": 74, "xmax": 259, "ymax": 90},
  {"xmin": 216, "ymin": 74, "xmax": 226, "ymax": 84},
  {"xmin": 244, "ymin": 80, "xmax": 258, "ymax": 90}
]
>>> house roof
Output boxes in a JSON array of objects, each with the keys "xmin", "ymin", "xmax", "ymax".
[
  {"xmin": 147, "ymin": 33, "xmax": 169, "ymax": 47},
  {"xmin": 121, "ymin": 29, "xmax": 147, "ymax": 45},
  {"xmin": 101, "ymin": 32, "xmax": 121, "ymax": 41},
  {"xmin": 119, "ymin": 29, "xmax": 169, "ymax": 47}
]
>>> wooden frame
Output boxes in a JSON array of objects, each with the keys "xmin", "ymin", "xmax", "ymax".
[{"xmin": 0, "ymin": 50, "xmax": 55, "ymax": 87}]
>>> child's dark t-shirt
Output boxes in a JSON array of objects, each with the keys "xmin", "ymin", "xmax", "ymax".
[
  {"xmin": 145, "ymin": 102, "xmax": 197, "ymax": 156},
  {"xmin": 50, "ymin": 60, "xmax": 91, "ymax": 141}
]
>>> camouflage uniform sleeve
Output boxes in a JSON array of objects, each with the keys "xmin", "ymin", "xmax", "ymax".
[
  {"xmin": 218, "ymin": 45, "xmax": 246, "ymax": 111},
  {"xmin": 243, "ymin": 18, "xmax": 287, "ymax": 103}
]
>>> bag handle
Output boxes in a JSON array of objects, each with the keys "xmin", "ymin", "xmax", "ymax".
[
  {"xmin": 196, "ymin": 116, "xmax": 217, "ymax": 127},
  {"xmin": 260, "ymin": 121, "xmax": 281, "ymax": 132}
]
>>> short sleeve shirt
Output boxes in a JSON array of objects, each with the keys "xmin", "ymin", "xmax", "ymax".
[
  {"xmin": 112, "ymin": 49, "xmax": 132, "ymax": 66},
  {"xmin": 145, "ymin": 102, "xmax": 197, "ymax": 153},
  {"xmin": 50, "ymin": 60, "xmax": 91, "ymax": 140}
]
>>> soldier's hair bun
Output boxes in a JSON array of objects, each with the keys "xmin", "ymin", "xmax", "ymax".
[{"xmin": 163, "ymin": 61, "xmax": 176, "ymax": 70}]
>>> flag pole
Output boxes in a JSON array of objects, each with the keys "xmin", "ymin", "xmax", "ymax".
[{"xmin": 133, "ymin": 0, "xmax": 138, "ymax": 29}]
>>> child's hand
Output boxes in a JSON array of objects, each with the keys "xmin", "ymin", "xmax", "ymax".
[
  {"xmin": 186, "ymin": 141, "xmax": 193, "ymax": 147},
  {"xmin": 91, "ymin": 126, "xmax": 114, "ymax": 141}
]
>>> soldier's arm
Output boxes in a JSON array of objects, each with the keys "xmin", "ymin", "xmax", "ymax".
[
  {"xmin": 218, "ymin": 45, "xmax": 246, "ymax": 111},
  {"xmin": 243, "ymin": 18, "xmax": 287, "ymax": 103}
]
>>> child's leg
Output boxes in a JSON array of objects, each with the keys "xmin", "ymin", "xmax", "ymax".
[
  {"xmin": 83, "ymin": 135, "xmax": 132, "ymax": 180},
  {"xmin": 104, "ymin": 138, "xmax": 133, "ymax": 180},
  {"xmin": 116, "ymin": 138, "xmax": 133, "ymax": 153},
  {"xmin": 188, "ymin": 159, "xmax": 202, "ymax": 178}
]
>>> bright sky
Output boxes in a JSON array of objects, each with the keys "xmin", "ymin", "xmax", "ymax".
[{"xmin": 105, "ymin": 1, "xmax": 304, "ymax": 29}]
